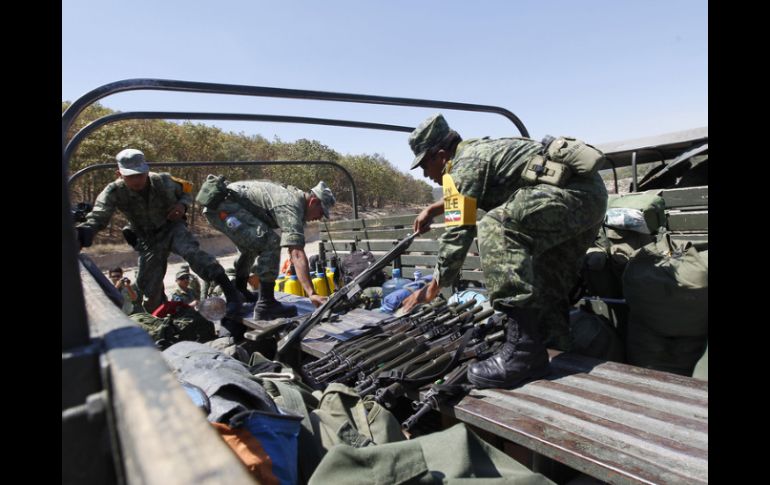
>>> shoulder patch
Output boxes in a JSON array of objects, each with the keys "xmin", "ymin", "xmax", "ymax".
[{"xmin": 171, "ymin": 176, "xmax": 193, "ymax": 194}]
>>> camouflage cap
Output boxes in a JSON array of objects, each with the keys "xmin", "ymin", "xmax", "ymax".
[
  {"xmin": 310, "ymin": 181, "xmax": 336, "ymax": 218},
  {"xmin": 408, "ymin": 114, "xmax": 450, "ymax": 170},
  {"xmin": 175, "ymin": 270, "xmax": 191, "ymax": 280},
  {"xmin": 116, "ymin": 148, "xmax": 149, "ymax": 176}
]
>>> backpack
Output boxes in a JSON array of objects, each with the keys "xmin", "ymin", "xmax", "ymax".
[
  {"xmin": 130, "ymin": 306, "xmax": 216, "ymax": 349},
  {"xmin": 337, "ymin": 250, "xmax": 385, "ymax": 288}
]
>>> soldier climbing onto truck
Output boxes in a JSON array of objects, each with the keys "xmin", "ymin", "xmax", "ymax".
[
  {"xmin": 75, "ymin": 148, "xmax": 244, "ymax": 316},
  {"xmin": 401, "ymin": 114, "xmax": 609, "ymax": 389}
]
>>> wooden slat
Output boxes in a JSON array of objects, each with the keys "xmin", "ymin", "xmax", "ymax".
[
  {"xmin": 450, "ymin": 352, "xmax": 708, "ymax": 485},
  {"xmin": 321, "ymin": 226, "xmax": 445, "ymax": 241},
  {"xmin": 666, "ymin": 210, "xmax": 708, "ymax": 232},
  {"xmin": 322, "ymin": 239, "xmax": 480, "ymax": 254},
  {"xmin": 79, "ymin": 263, "xmax": 254, "ymax": 485},
  {"xmin": 661, "ymin": 186, "xmax": 708, "ymax": 208},
  {"xmin": 324, "ymin": 213, "xmax": 440, "ymax": 231},
  {"xmin": 401, "ymin": 254, "xmax": 482, "ymax": 269}
]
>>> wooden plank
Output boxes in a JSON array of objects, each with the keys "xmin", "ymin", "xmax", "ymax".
[
  {"xmin": 402, "ymin": 254, "xmax": 482, "ymax": 269},
  {"xmin": 666, "ymin": 210, "xmax": 708, "ymax": 232},
  {"xmin": 324, "ymin": 213, "xmax": 441, "ymax": 231},
  {"xmin": 321, "ymin": 227, "xmax": 445, "ymax": 242},
  {"xmin": 450, "ymin": 353, "xmax": 708, "ymax": 485},
  {"xmin": 79, "ymin": 263, "xmax": 254, "ymax": 485},
  {"xmin": 320, "ymin": 239, "xmax": 480, "ymax": 254},
  {"xmin": 661, "ymin": 186, "xmax": 708, "ymax": 208}
]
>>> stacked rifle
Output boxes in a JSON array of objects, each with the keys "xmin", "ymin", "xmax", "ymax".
[{"xmin": 302, "ymin": 299, "xmax": 506, "ymax": 428}]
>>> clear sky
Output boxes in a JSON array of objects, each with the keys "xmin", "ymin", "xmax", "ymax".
[{"xmin": 62, "ymin": 0, "xmax": 707, "ymax": 183}]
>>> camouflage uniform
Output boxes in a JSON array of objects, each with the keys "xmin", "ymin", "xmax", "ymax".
[
  {"xmin": 180, "ymin": 264, "xmax": 202, "ymax": 300},
  {"xmin": 80, "ymin": 172, "xmax": 226, "ymax": 312},
  {"xmin": 203, "ymin": 180, "xmax": 307, "ymax": 285},
  {"xmin": 169, "ymin": 286, "xmax": 196, "ymax": 305},
  {"xmin": 433, "ymin": 138, "xmax": 608, "ymax": 350}
]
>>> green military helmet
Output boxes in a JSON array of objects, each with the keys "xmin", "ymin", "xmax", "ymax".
[
  {"xmin": 409, "ymin": 113, "xmax": 450, "ymax": 170},
  {"xmin": 310, "ymin": 181, "xmax": 336, "ymax": 218}
]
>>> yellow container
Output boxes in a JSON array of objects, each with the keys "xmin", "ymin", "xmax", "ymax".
[
  {"xmin": 283, "ymin": 275, "xmax": 304, "ymax": 296},
  {"xmin": 312, "ymin": 272, "xmax": 330, "ymax": 296},
  {"xmin": 325, "ymin": 267, "xmax": 336, "ymax": 293},
  {"xmin": 274, "ymin": 275, "xmax": 286, "ymax": 292}
]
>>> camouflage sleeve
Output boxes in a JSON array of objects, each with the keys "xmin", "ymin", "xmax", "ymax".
[
  {"xmin": 273, "ymin": 205, "xmax": 306, "ymax": 247},
  {"xmin": 451, "ymin": 156, "xmax": 488, "ymax": 200},
  {"xmin": 433, "ymin": 224, "xmax": 477, "ymax": 288},
  {"xmin": 169, "ymin": 176, "xmax": 193, "ymax": 209},
  {"xmin": 82, "ymin": 184, "xmax": 118, "ymax": 232}
]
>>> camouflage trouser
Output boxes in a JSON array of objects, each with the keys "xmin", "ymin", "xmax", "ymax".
[
  {"xmin": 136, "ymin": 221, "xmax": 226, "ymax": 312},
  {"xmin": 478, "ymin": 173, "xmax": 608, "ymax": 350},
  {"xmin": 204, "ymin": 199, "xmax": 282, "ymax": 285}
]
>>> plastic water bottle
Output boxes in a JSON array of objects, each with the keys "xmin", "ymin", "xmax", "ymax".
[
  {"xmin": 382, "ymin": 268, "xmax": 410, "ymax": 298},
  {"xmin": 413, "ymin": 270, "xmax": 423, "ymax": 282},
  {"xmin": 225, "ymin": 215, "xmax": 242, "ymax": 229}
]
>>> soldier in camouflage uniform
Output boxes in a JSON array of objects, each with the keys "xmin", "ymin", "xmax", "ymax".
[
  {"xmin": 201, "ymin": 178, "xmax": 336, "ymax": 322},
  {"xmin": 402, "ymin": 114, "xmax": 608, "ymax": 389},
  {"xmin": 179, "ymin": 264, "xmax": 201, "ymax": 301},
  {"xmin": 76, "ymin": 149, "xmax": 243, "ymax": 314},
  {"xmin": 168, "ymin": 270, "xmax": 199, "ymax": 307}
]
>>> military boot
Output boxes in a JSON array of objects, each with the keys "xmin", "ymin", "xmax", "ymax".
[
  {"xmin": 254, "ymin": 284, "xmax": 298, "ymax": 320},
  {"xmin": 235, "ymin": 275, "xmax": 258, "ymax": 302},
  {"xmin": 467, "ymin": 307, "xmax": 549, "ymax": 389},
  {"xmin": 213, "ymin": 272, "xmax": 244, "ymax": 318}
]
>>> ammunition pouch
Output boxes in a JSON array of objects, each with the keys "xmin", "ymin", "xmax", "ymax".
[
  {"xmin": 522, "ymin": 155, "xmax": 572, "ymax": 187},
  {"xmin": 195, "ymin": 174, "xmax": 230, "ymax": 209},
  {"xmin": 523, "ymin": 136, "xmax": 606, "ymax": 187},
  {"xmin": 544, "ymin": 136, "xmax": 605, "ymax": 175}
]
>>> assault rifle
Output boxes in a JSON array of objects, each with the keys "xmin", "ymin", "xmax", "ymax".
[{"xmin": 276, "ymin": 230, "xmax": 421, "ymax": 359}]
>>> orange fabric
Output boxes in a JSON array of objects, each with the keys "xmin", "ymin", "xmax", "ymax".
[
  {"xmin": 280, "ymin": 258, "xmax": 292, "ymax": 276},
  {"xmin": 211, "ymin": 422, "xmax": 279, "ymax": 485}
]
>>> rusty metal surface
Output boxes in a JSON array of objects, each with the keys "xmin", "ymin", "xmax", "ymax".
[{"xmin": 451, "ymin": 352, "xmax": 708, "ymax": 485}]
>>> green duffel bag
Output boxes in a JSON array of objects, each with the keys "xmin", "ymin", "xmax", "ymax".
[
  {"xmin": 570, "ymin": 310, "xmax": 625, "ymax": 362},
  {"xmin": 692, "ymin": 343, "xmax": 708, "ymax": 381},
  {"xmin": 310, "ymin": 383, "xmax": 406, "ymax": 452},
  {"xmin": 606, "ymin": 191, "xmax": 666, "ymax": 235},
  {"xmin": 623, "ymin": 230, "xmax": 708, "ymax": 337},
  {"xmin": 130, "ymin": 308, "xmax": 216, "ymax": 349},
  {"xmin": 309, "ymin": 422, "xmax": 554, "ymax": 485},
  {"xmin": 626, "ymin": 322, "xmax": 707, "ymax": 376}
]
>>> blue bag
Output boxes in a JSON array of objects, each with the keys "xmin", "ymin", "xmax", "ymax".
[{"xmin": 229, "ymin": 409, "xmax": 303, "ymax": 485}]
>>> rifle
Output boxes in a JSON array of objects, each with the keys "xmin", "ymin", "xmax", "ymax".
[{"xmin": 276, "ymin": 230, "xmax": 421, "ymax": 359}]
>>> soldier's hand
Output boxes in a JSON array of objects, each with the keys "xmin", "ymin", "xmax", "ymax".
[
  {"xmin": 167, "ymin": 203, "xmax": 187, "ymax": 221},
  {"xmin": 413, "ymin": 208, "xmax": 433, "ymax": 234},
  {"xmin": 76, "ymin": 226, "xmax": 95, "ymax": 249},
  {"xmin": 401, "ymin": 279, "xmax": 439, "ymax": 313},
  {"xmin": 309, "ymin": 294, "xmax": 328, "ymax": 307}
]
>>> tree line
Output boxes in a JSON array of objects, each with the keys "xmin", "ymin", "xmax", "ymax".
[{"xmin": 64, "ymin": 102, "xmax": 434, "ymax": 241}]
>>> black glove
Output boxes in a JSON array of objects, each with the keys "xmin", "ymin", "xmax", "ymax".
[
  {"xmin": 122, "ymin": 226, "xmax": 138, "ymax": 248},
  {"xmin": 76, "ymin": 226, "xmax": 95, "ymax": 248}
]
